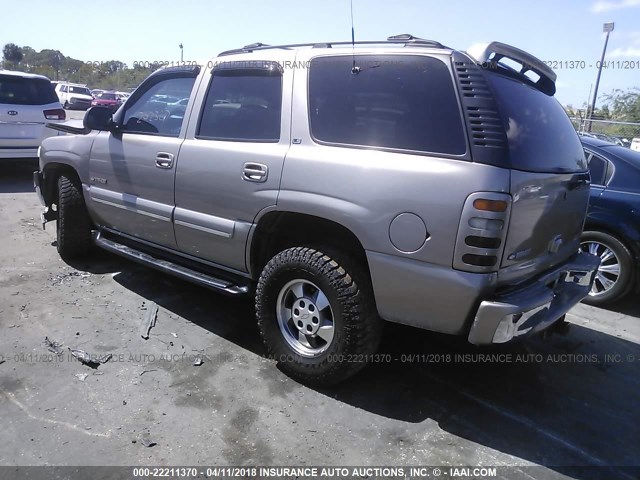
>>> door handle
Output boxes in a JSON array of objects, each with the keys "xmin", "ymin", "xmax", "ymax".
[
  {"xmin": 242, "ymin": 163, "xmax": 268, "ymax": 182},
  {"xmin": 155, "ymin": 152, "xmax": 174, "ymax": 169}
]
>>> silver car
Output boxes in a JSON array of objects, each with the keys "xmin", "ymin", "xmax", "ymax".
[{"xmin": 34, "ymin": 36, "xmax": 599, "ymax": 385}]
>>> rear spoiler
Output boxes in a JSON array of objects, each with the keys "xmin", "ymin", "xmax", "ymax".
[
  {"xmin": 46, "ymin": 122, "xmax": 90, "ymax": 135},
  {"xmin": 466, "ymin": 42, "xmax": 556, "ymax": 96}
]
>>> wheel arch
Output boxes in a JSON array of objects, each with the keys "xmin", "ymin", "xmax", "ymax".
[
  {"xmin": 248, "ymin": 211, "xmax": 370, "ymax": 281},
  {"xmin": 41, "ymin": 162, "xmax": 83, "ymax": 206},
  {"xmin": 583, "ymin": 220, "xmax": 640, "ymax": 265}
]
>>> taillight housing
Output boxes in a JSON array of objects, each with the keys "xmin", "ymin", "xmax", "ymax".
[
  {"xmin": 453, "ymin": 192, "xmax": 512, "ymax": 273},
  {"xmin": 43, "ymin": 108, "xmax": 66, "ymax": 120}
]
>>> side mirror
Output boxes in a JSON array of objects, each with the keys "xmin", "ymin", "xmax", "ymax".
[{"xmin": 83, "ymin": 107, "xmax": 114, "ymax": 131}]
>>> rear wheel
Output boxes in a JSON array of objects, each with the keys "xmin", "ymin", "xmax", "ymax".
[
  {"xmin": 580, "ymin": 231, "xmax": 634, "ymax": 306},
  {"xmin": 256, "ymin": 247, "xmax": 382, "ymax": 386},
  {"xmin": 56, "ymin": 174, "xmax": 92, "ymax": 260}
]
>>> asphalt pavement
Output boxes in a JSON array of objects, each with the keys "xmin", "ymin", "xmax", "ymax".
[{"xmin": 0, "ymin": 154, "xmax": 638, "ymax": 480}]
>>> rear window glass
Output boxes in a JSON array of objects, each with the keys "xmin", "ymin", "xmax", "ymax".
[
  {"xmin": 69, "ymin": 86, "xmax": 91, "ymax": 95},
  {"xmin": 487, "ymin": 73, "xmax": 586, "ymax": 173},
  {"xmin": 308, "ymin": 55, "xmax": 466, "ymax": 156},
  {"xmin": 0, "ymin": 75, "xmax": 58, "ymax": 105}
]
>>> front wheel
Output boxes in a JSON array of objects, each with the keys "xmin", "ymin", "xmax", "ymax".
[
  {"xmin": 56, "ymin": 174, "xmax": 92, "ymax": 260},
  {"xmin": 580, "ymin": 231, "xmax": 634, "ymax": 306},
  {"xmin": 256, "ymin": 247, "xmax": 382, "ymax": 386}
]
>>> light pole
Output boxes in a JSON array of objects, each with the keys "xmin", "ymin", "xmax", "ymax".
[
  {"xmin": 588, "ymin": 22, "xmax": 614, "ymax": 132},
  {"xmin": 179, "ymin": 44, "xmax": 184, "ymax": 63}
]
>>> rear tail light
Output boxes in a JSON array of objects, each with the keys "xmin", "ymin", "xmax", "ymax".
[
  {"xmin": 453, "ymin": 192, "xmax": 512, "ymax": 273},
  {"xmin": 43, "ymin": 108, "xmax": 66, "ymax": 120},
  {"xmin": 473, "ymin": 199, "xmax": 508, "ymax": 212}
]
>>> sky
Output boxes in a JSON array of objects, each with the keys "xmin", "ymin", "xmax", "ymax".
[{"xmin": 2, "ymin": 0, "xmax": 640, "ymax": 108}]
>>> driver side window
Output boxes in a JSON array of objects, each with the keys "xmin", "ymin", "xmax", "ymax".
[{"xmin": 122, "ymin": 76, "xmax": 195, "ymax": 137}]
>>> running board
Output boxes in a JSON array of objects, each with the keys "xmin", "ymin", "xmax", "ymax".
[{"xmin": 93, "ymin": 232, "xmax": 250, "ymax": 295}]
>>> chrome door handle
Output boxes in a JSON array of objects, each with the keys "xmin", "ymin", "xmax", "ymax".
[
  {"xmin": 155, "ymin": 152, "xmax": 174, "ymax": 169},
  {"xmin": 242, "ymin": 162, "xmax": 268, "ymax": 182}
]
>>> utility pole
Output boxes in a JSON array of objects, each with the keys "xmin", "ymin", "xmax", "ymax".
[
  {"xmin": 179, "ymin": 44, "xmax": 184, "ymax": 63},
  {"xmin": 588, "ymin": 22, "xmax": 614, "ymax": 132}
]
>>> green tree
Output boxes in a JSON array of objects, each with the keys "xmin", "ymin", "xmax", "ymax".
[
  {"xmin": 2, "ymin": 43, "xmax": 23, "ymax": 69},
  {"xmin": 603, "ymin": 88, "xmax": 640, "ymax": 122}
]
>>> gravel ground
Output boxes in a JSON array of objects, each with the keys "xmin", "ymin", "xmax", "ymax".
[{"xmin": 0, "ymin": 158, "xmax": 638, "ymax": 479}]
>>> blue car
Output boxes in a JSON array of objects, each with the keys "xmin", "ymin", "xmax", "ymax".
[{"xmin": 581, "ymin": 136, "xmax": 640, "ymax": 305}]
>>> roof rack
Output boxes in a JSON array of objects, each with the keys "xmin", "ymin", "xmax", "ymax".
[{"xmin": 218, "ymin": 34, "xmax": 448, "ymax": 57}]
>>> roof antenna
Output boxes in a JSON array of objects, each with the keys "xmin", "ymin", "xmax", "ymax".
[{"xmin": 350, "ymin": 0, "xmax": 360, "ymax": 74}]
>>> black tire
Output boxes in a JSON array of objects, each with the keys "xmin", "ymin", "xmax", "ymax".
[
  {"xmin": 56, "ymin": 174, "xmax": 92, "ymax": 260},
  {"xmin": 580, "ymin": 231, "xmax": 634, "ymax": 306},
  {"xmin": 63, "ymin": 101, "xmax": 69, "ymax": 110},
  {"xmin": 256, "ymin": 247, "xmax": 383, "ymax": 386}
]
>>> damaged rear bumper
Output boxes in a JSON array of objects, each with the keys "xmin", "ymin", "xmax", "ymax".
[{"xmin": 468, "ymin": 252, "xmax": 600, "ymax": 345}]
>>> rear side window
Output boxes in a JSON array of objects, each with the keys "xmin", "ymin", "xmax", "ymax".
[
  {"xmin": 586, "ymin": 152, "xmax": 607, "ymax": 185},
  {"xmin": 308, "ymin": 55, "xmax": 466, "ymax": 155},
  {"xmin": 198, "ymin": 69, "xmax": 282, "ymax": 142},
  {"xmin": 486, "ymin": 73, "xmax": 587, "ymax": 173},
  {"xmin": 0, "ymin": 75, "xmax": 58, "ymax": 105}
]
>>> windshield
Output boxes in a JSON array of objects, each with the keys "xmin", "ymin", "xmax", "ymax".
[
  {"xmin": 98, "ymin": 93, "xmax": 117, "ymax": 100},
  {"xmin": 487, "ymin": 73, "xmax": 587, "ymax": 173},
  {"xmin": 69, "ymin": 86, "xmax": 91, "ymax": 95},
  {"xmin": 0, "ymin": 75, "xmax": 59, "ymax": 105}
]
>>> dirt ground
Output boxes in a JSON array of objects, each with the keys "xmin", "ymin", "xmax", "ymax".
[{"xmin": 0, "ymin": 158, "xmax": 639, "ymax": 480}]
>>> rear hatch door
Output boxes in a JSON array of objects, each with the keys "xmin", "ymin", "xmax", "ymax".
[
  {"xmin": 0, "ymin": 74, "xmax": 60, "ymax": 146},
  {"xmin": 485, "ymin": 72, "xmax": 590, "ymax": 284}
]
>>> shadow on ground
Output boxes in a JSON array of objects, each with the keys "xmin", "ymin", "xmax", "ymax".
[
  {"xmin": 602, "ymin": 294, "xmax": 640, "ymax": 318},
  {"xmin": 74, "ymin": 251, "xmax": 640, "ymax": 480},
  {"xmin": 0, "ymin": 159, "xmax": 39, "ymax": 194}
]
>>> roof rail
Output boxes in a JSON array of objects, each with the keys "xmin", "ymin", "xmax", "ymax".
[{"xmin": 218, "ymin": 34, "xmax": 448, "ymax": 57}]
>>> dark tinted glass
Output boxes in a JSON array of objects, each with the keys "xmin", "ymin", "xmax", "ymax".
[
  {"xmin": 487, "ymin": 73, "xmax": 587, "ymax": 173},
  {"xmin": 308, "ymin": 55, "xmax": 466, "ymax": 155},
  {"xmin": 123, "ymin": 76, "xmax": 196, "ymax": 136},
  {"xmin": 0, "ymin": 75, "xmax": 58, "ymax": 105},
  {"xmin": 69, "ymin": 86, "xmax": 90, "ymax": 95},
  {"xmin": 198, "ymin": 70, "xmax": 282, "ymax": 142},
  {"xmin": 587, "ymin": 152, "xmax": 607, "ymax": 185}
]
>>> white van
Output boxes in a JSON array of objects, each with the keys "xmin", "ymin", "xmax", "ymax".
[{"xmin": 54, "ymin": 82, "xmax": 93, "ymax": 110}]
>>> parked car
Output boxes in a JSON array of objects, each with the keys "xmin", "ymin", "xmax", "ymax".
[
  {"xmin": 631, "ymin": 138, "xmax": 640, "ymax": 152},
  {"xmin": 55, "ymin": 83, "xmax": 93, "ymax": 110},
  {"xmin": 115, "ymin": 91, "xmax": 131, "ymax": 103},
  {"xmin": 581, "ymin": 136, "xmax": 640, "ymax": 305},
  {"xmin": 34, "ymin": 37, "xmax": 599, "ymax": 384},
  {"xmin": 91, "ymin": 92, "xmax": 122, "ymax": 110},
  {"xmin": 0, "ymin": 70, "xmax": 65, "ymax": 159}
]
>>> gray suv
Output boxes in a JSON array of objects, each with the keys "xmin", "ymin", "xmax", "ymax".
[{"xmin": 34, "ymin": 36, "xmax": 599, "ymax": 385}]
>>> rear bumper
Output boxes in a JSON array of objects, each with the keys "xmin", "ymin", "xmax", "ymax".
[{"xmin": 468, "ymin": 252, "xmax": 600, "ymax": 345}]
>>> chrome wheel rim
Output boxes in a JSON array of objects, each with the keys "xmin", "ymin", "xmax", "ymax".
[
  {"xmin": 580, "ymin": 241, "xmax": 621, "ymax": 297},
  {"xmin": 276, "ymin": 279, "xmax": 334, "ymax": 357}
]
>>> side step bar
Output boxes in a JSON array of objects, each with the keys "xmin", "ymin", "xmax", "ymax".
[{"xmin": 93, "ymin": 232, "xmax": 250, "ymax": 295}]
